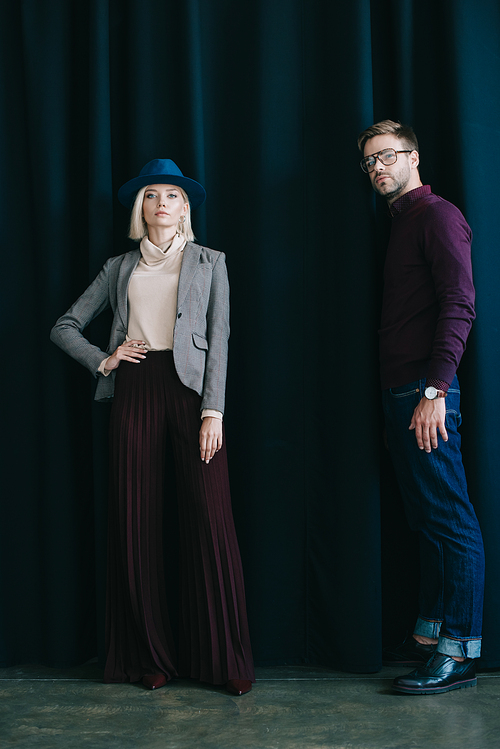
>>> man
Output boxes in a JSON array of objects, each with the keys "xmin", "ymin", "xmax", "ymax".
[{"xmin": 358, "ymin": 120, "xmax": 484, "ymax": 694}]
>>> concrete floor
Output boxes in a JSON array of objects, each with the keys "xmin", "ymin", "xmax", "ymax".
[{"xmin": 1, "ymin": 663, "xmax": 500, "ymax": 748}]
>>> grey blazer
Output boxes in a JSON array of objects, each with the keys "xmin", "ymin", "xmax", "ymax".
[{"xmin": 50, "ymin": 242, "xmax": 230, "ymax": 414}]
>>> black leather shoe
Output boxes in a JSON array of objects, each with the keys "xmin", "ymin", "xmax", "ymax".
[
  {"xmin": 392, "ymin": 652, "xmax": 477, "ymax": 694},
  {"xmin": 383, "ymin": 634, "xmax": 436, "ymax": 665}
]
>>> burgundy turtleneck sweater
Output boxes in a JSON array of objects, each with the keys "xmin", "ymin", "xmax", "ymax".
[{"xmin": 379, "ymin": 185, "xmax": 475, "ymax": 391}]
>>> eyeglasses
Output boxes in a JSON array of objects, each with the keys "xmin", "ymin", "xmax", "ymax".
[{"xmin": 360, "ymin": 148, "xmax": 412, "ymax": 173}]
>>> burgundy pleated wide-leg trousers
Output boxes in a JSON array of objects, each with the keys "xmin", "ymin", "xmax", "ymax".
[{"xmin": 103, "ymin": 351, "xmax": 255, "ymax": 685}]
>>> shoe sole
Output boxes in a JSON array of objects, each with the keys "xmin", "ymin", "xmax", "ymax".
[
  {"xmin": 392, "ymin": 677, "xmax": 477, "ymax": 694},
  {"xmin": 383, "ymin": 659, "xmax": 427, "ymax": 666}
]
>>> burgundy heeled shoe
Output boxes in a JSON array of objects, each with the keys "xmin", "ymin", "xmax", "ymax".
[
  {"xmin": 226, "ymin": 679, "xmax": 252, "ymax": 696},
  {"xmin": 142, "ymin": 673, "xmax": 168, "ymax": 690}
]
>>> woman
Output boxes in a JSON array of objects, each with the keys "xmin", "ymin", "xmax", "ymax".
[{"xmin": 51, "ymin": 159, "xmax": 255, "ymax": 695}]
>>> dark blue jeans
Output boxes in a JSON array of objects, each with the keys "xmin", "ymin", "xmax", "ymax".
[{"xmin": 382, "ymin": 376, "xmax": 485, "ymax": 658}]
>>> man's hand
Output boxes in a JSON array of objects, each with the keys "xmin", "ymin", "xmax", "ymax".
[
  {"xmin": 409, "ymin": 397, "xmax": 448, "ymax": 452},
  {"xmin": 199, "ymin": 417, "xmax": 223, "ymax": 464}
]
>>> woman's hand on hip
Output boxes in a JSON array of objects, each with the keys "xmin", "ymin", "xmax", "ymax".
[
  {"xmin": 199, "ymin": 417, "xmax": 223, "ymax": 464},
  {"xmin": 104, "ymin": 340, "xmax": 147, "ymax": 371}
]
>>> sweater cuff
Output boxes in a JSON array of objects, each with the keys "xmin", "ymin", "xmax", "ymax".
[
  {"xmin": 201, "ymin": 409, "xmax": 222, "ymax": 421},
  {"xmin": 98, "ymin": 357, "xmax": 112, "ymax": 377},
  {"xmin": 426, "ymin": 377, "xmax": 450, "ymax": 393}
]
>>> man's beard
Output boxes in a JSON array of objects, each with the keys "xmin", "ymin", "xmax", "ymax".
[{"xmin": 373, "ymin": 168, "xmax": 411, "ymax": 202}]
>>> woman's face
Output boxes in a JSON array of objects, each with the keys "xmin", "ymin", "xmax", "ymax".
[{"xmin": 142, "ymin": 184, "xmax": 188, "ymax": 232}]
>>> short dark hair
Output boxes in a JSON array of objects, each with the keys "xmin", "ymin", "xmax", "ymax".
[{"xmin": 357, "ymin": 119, "xmax": 419, "ymax": 153}]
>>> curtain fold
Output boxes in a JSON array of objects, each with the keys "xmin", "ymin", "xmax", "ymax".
[{"xmin": 1, "ymin": 0, "xmax": 499, "ymax": 671}]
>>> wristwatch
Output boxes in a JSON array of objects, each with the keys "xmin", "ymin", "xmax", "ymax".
[{"xmin": 424, "ymin": 386, "xmax": 447, "ymax": 400}]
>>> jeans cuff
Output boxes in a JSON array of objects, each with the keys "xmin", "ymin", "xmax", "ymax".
[
  {"xmin": 438, "ymin": 636, "xmax": 481, "ymax": 659},
  {"xmin": 413, "ymin": 617, "xmax": 442, "ymax": 639}
]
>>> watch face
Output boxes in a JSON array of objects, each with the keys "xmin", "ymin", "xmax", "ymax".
[{"xmin": 425, "ymin": 386, "xmax": 438, "ymax": 400}]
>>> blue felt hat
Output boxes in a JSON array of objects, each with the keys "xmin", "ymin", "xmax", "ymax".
[{"xmin": 117, "ymin": 158, "xmax": 206, "ymax": 209}]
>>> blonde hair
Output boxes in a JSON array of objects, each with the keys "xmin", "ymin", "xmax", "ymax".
[
  {"xmin": 357, "ymin": 119, "xmax": 419, "ymax": 154},
  {"xmin": 128, "ymin": 185, "xmax": 195, "ymax": 242}
]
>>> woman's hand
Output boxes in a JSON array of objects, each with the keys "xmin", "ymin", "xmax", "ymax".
[
  {"xmin": 104, "ymin": 340, "xmax": 147, "ymax": 371},
  {"xmin": 199, "ymin": 417, "xmax": 223, "ymax": 464}
]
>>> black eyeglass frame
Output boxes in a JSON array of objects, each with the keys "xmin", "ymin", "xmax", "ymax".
[{"xmin": 360, "ymin": 148, "xmax": 413, "ymax": 174}]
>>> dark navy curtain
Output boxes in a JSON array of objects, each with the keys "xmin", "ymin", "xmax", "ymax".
[{"xmin": 1, "ymin": 0, "xmax": 499, "ymax": 671}]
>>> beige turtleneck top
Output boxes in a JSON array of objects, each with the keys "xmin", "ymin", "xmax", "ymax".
[
  {"xmin": 99, "ymin": 234, "xmax": 221, "ymax": 420},
  {"xmin": 127, "ymin": 233, "xmax": 185, "ymax": 350}
]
